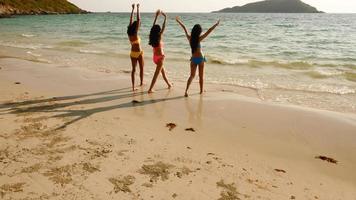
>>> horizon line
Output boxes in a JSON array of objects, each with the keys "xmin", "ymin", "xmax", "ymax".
[{"xmin": 87, "ymin": 11, "xmax": 356, "ymax": 14}]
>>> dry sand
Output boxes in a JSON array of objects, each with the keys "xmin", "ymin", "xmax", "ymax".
[{"xmin": 1, "ymin": 58, "xmax": 356, "ymax": 200}]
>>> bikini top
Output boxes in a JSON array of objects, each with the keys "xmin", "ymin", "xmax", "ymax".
[{"xmin": 130, "ymin": 37, "xmax": 141, "ymax": 45}]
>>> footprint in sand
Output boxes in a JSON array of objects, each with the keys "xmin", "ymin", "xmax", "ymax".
[
  {"xmin": 117, "ymin": 150, "xmax": 129, "ymax": 156},
  {"xmin": 43, "ymin": 164, "xmax": 75, "ymax": 186},
  {"xmin": 0, "ymin": 182, "xmax": 26, "ymax": 197},
  {"xmin": 141, "ymin": 183, "xmax": 153, "ymax": 188},
  {"xmin": 109, "ymin": 175, "xmax": 135, "ymax": 193},
  {"xmin": 13, "ymin": 122, "xmax": 58, "ymax": 141},
  {"xmin": 82, "ymin": 162, "xmax": 100, "ymax": 173},
  {"xmin": 175, "ymin": 166, "xmax": 194, "ymax": 178},
  {"xmin": 139, "ymin": 161, "xmax": 174, "ymax": 182},
  {"xmin": 44, "ymin": 162, "xmax": 98, "ymax": 186},
  {"xmin": 21, "ymin": 163, "xmax": 42, "ymax": 174},
  {"xmin": 216, "ymin": 180, "xmax": 241, "ymax": 200}
]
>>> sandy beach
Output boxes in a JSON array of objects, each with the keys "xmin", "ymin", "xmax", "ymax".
[{"xmin": 0, "ymin": 57, "xmax": 355, "ymax": 199}]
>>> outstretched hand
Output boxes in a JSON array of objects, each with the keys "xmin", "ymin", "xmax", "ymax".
[
  {"xmin": 155, "ymin": 9, "xmax": 161, "ymax": 16},
  {"xmin": 216, "ymin": 19, "xmax": 221, "ymax": 26},
  {"xmin": 137, "ymin": 3, "xmax": 140, "ymax": 8},
  {"xmin": 161, "ymin": 11, "xmax": 166, "ymax": 17},
  {"xmin": 132, "ymin": 4, "xmax": 135, "ymax": 9}
]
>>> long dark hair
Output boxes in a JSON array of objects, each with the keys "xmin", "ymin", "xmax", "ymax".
[
  {"xmin": 127, "ymin": 21, "xmax": 138, "ymax": 36},
  {"xmin": 190, "ymin": 24, "xmax": 202, "ymax": 54},
  {"xmin": 149, "ymin": 24, "xmax": 161, "ymax": 47}
]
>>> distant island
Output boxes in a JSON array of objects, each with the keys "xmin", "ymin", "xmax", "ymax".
[
  {"xmin": 0, "ymin": 0, "xmax": 87, "ymax": 18},
  {"xmin": 214, "ymin": 0, "xmax": 323, "ymax": 13}
]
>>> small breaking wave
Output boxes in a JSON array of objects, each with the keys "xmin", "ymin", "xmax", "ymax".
[
  {"xmin": 305, "ymin": 68, "xmax": 344, "ymax": 79},
  {"xmin": 0, "ymin": 41, "xmax": 53, "ymax": 50},
  {"xmin": 275, "ymin": 83, "xmax": 355, "ymax": 95},
  {"xmin": 274, "ymin": 24, "xmax": 296, "ymax": 28},
  {"xmin": 79, "ymin": 49, "xmax": 105, "ymax": 54},
  {"xmin": 205, "ymin": 56, "xmax": 356, "ymax": 71},
  {"xmin": 26, "ymin": 51, "xmax": 41, "ymax": 57},
  {"xmin": 207, "ymin": 57, "xmax": 314, "ymax": 69},
  {"xmin": 57, "ymin": 40, "xmax": 89, "ymax": 47},
  {"xmin": 0, "ymin": 41, "xmax": 38, "ymax": 50},
  {"xmin": 21, "ymin": 34, "xmax": 35, "ymax": 38},
  {"xmin": 344, "ymin": 72, "xmax": 356, "ymax": 82}
]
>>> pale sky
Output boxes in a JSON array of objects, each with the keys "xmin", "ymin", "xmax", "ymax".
[{"xmin": 69, "ymin": 0, "xmax": 356, "ymax": 13}]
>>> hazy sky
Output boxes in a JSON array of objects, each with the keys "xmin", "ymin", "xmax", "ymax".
[{"xmin": 69, "ymin": 0, "xmax": 356, "ymax": 13}]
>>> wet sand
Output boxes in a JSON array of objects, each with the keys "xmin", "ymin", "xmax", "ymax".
[{"xmin": 0, "ymin": 58, "xmax": 356, "ymax": 199}]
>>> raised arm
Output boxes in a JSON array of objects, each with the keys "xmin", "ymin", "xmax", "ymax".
[
  {"xmin": 176, "ymin": 16, "xmax": 190, "ymax": 41},
  {"xmin": 199, "ymin": 20, "xmax": 220, "ymax": 42},
  {"xmin": 135, "ymin": 4, "xmax": 140, "ymax": 32},
  {"xmin": 129, "ymin": 4, "xmax": 135, "ymax": 25},
  {"xmin": 160, "ymin": 11, "xmax": 167, "ymax": 35},
  {"xmin": 153, "ymin": 10, "xmax": 160, "ymax": 26}
]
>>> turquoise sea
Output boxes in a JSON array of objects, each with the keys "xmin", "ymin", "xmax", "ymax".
[{"xmin": 0, "ymin": 13, "xmax": 356, "ymax": 113}]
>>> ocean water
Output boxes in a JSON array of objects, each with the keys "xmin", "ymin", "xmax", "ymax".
[{"xmin": 0, "ymin": 13, "xmax": 356, "ymax": 113}]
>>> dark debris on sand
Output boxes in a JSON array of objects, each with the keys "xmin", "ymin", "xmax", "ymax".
[
  {"xmin": 315, "ymin": 156, "xmax": 338, "ymax": 164},
  {"xmin": 274, "ymin": 169, "xmax": 286, "ymax": 173},
  {"xmin": 166, "ymin": 123, "xmax": 177, "ymax": 131},
  {"xmin": 185, "ymin": 128, "xmax": 196, "ymax": 132}
]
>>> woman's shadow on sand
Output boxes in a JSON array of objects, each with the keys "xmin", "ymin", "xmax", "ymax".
[{"xmin": 0, "ymin": 87, "xmax": 185, "ymax": 130}]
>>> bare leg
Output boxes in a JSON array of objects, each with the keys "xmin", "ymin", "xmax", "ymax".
[
  {"xmin": 148, "ymin": 61, "xmax": 163, "ymax": 93},
  {"xmin": 138, "ymin": 54, "xmax": 144, "ymax": 86},
  {"xmin": 161, "ymin": 67, "xmax": 172, "ymax": 89},
  {"xmin": 130, "ymin": 57, "xmax": 138, "ymax": 91},
  {"xmin": 184, "ymin": 62, "xmax": 197, "ymax": 97},
  {"xmin": 198, "ymin": 62, "xmax": 205, "ymax": 94}
]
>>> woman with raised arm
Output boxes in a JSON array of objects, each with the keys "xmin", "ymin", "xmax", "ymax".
[
  {"xmin": 147, "ymin": 10, "xmax": 172, "ymax": 93},
  {"xmin": 127, "ymin": 3, "xmax": 144, "ymax": 91},
  {"xmin": 176, "ymin": 16, "xmax": 220, "ymax": 97}
]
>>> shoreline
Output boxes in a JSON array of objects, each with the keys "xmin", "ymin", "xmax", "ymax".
[
  {"xmin": 1, "ymin": 57, "xmax": 355, "ymax": 199},
  {"xmin": 1, "ymin": 44, "xmax": 355, "ymax": 115}
]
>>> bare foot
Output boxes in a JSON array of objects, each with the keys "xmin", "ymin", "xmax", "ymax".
[
  {"xmin": 167, "ymin": 83, "xmax": 172, "ymax": 89},
  {"xmin": 148, "ymin": 90, "xmax": 155, "ymax": 94},
  {"xmin": 184, "ymin": 93, "xmax": 188, "ymax": 97},
  {"xmin": 132, "ymin": 88, "xmax": 139, "ymax": 92},
  {"xmin": 200, "ymin": 89, "xmax": 206, "ymax": 94}
]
